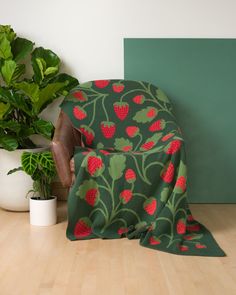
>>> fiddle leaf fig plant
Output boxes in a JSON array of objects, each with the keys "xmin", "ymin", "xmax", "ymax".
[
  {"xmin": 8, "ymin": 151, "xmax": 57, "ymax": 200},
  {"xmin": 0, "ymin": 24, "xmax": 79, "ymax": 151}
]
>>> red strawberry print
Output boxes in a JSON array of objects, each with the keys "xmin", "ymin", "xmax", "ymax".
[
  {"xmin": 122, "ymin": 145, "xmax": 132, "ymax": 152},
  {"xmin": 177, "ymin": 219, "xmax": 186, "ymax": 234},
  {"xmin": 73, "ymin": 106, "xmax": 87, "ymax": 120},
  {"xmin": 119, "ymin": 190, "xmax": 132, "ymax": 204},
  {"xmin": 187, "ymin": 214, "xmax": 194, "ymax": 222},
  {"xmin": 125, "ymin": 169, "xmax": 136, "ymax": 183},
  {"xmin": 149, "ymin": 120, "xmax": 165, "ymax": 132},
  {"xmin": 195, "ymin": 243, "xmax": 207, "ymax": 249},
  {"xmin": 143, "ymin": 198, "xmax": 157, "ymax": 215},
  {"xmin": 175, "ymin": 176, "xmax": 187, "ymax": 192},
  {"xmin": 100, "ymin": 121, "xmax": 116, "ymax": 138},
  {"xmin": 112, "ymin": 82, "xmax": 125, "ymax": 93},
  {"xmin": 146, "ymin": 108, "xmax": 157, "ymax": 118},
  {"xmin": 161, "ymin": 162, "xmax": 175, "ymax": 183},
  {"xmin": 183, "ymin": 235, "xmax": 195, "ymax": 240},
  {"xmin": 113, "ymin": 102, "xmax": 129, "ymax": 120},
  {"xmin": 74, "ymin": 218, "xmax": 92, "ymax": 238},
  {"xmin": 186, "ymin": 224, "xmax": 201, "ymax": 232},
  {"xmin": 94, "ymin": 80, "xmax": 109, "ymax": 88},
  {"xmin": 99, "ymin": 149, "xmax": 110, "ymax": 155},
  {"xmin": 126, "ymin": 126, "xmax": 139, "ymax": 138},
  {"xmin": 73, "ymin": 91, "xmax": 87, "ymax": 101},
  {"xmin": 141, "ymin": 141, "xmax": 155, "ymax": 151},
  {"xmin": 133, "ymin": 95, "xmax": 145, "ymax": 104},
  {"xmin": 118, "ymin": 227, "xmax": 129, "ymax": 235},
  {"xmin": 87, "ymin": 156, "xmax": 103, "ymax": 176},
  {"xmin": 166, "ymin": 140, "xmax": 182, "ymax": 154},
  {"xmin": 79, "ymin": 125, "xmax": 94, "ymax": 145},
  {"xmin": 179, "ymin": 245, "xmax": 189, "ymax": 252},
  {"xmin": 161, "ymin": 133, "xmax": 174, "ymax": 142},
  {"xmin": 85, "ymin": 188, "xmax": 99, "ymax": 206},
  {"xmin": 149, "ymin": 236, "xmax": 161, "ymax": 245}
]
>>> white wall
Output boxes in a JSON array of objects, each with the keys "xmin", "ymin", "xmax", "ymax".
[{"xmin": 1, "ymin": 0, "xmax": 236, "ymax": 123}]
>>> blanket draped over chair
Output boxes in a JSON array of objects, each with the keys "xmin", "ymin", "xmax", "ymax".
[{"xmin": 60, "ymin": 79, "xmax": 225, "ymax": 256}]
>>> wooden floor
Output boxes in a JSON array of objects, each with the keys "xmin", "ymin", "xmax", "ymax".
[{"xmin": 0, "ymin": 202, "xmax": 236, "ymax": 295}]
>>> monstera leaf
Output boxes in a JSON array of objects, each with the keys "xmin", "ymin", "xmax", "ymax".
[{"xmin": 108, "ymin": 154, "xmax": 126, "ymax": 180}]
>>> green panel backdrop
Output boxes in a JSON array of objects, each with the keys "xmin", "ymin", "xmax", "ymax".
[{"xmin": 124, "ymin": 38, "xmax": 236, "ymax": 203}]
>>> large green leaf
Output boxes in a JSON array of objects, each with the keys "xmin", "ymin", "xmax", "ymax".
[
  {"xmin": 0, "ymin": 25, "xmax": 16, "ymax": 43},
  {"xmin": 21, "ymin": 152, "xmax": 39, "ymax": 176},
  {"xmin": 0, "ymin": 35, "xmax": 12, "ymax": 59},
  {"xmin": 11, "ymin": 64, "xmax": 26, "ymax": 81},
  {"xmin": 32, "ymin": 47, "xmax": 60, "ymax": 83},
  {"xmin": 11, "ymin": 37, "xmax": 34, "ymax": 62},
  {"xmin": 33, "ymin": 82, "xmax": 68, "ymax": 114},
  {"xmin": 33, "ymin": 119, "xmax": 53, "ymax": 139},
  {"xmin": 0, "ymin": 134, "xmax": 18, "ymax": 151},
  {"xmin": 0, "ymin": 120, "xmax": 21, "ymax": 133},
  {"xmin": 108, "ymin": 154, "xmax": 126, "ymax": 180},
  {"xmin": 0, "ymin": 102, "xmax": 10, "ymax": 119},
  {"xmin": 14, "ymin": 81, "xmax": 40, "ymax": 103},
  {"xmin": 1, "ymin": 60, "xmax": 17, "ymax": 85},
  {"xmin": 0, "ymin": 87, "xmax": 31, "ymax": 116},
  {"xmin": 114, "ymin": 138, "xmax": 133, "ymax": 151},
  {"xmin": 48, "ymin": 73, "xmax": 79, "ymax": 94}
]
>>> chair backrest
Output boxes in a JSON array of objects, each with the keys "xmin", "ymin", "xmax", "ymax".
[{"xmin": 60, "ymin": 79, "xmax": 175, "ymax": 151}]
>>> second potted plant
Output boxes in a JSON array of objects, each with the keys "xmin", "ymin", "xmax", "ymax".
[{"xmin": 9, "ymin": 151, "xmax": 58, "ymax": 226}]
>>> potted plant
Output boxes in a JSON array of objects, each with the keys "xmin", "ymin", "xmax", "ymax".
[
  {"xmin": 9, "ymin": 151, "xmax": 57, "ymax": 225},
  {"xmin": 0, "ymin": 25, "xmax": 79, "ymax": 211}
]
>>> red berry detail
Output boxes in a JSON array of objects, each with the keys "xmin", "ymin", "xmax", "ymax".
[
  {"xmin": 179, "ymin": 245, "xmax": 189, "ymax": 252},
  {"xmin": 187, "ymin": 214, "xmax": 194, "ymax": 222},
  {"xmin": 195, "ymin": 243, "xmax": 207, "ymax": 249},
  {"xmin": 122, "ymin": 145, "xmax": 132, "ymax": 152},
  {"xmin": 166, "ymin": 140, "xmax": 182, "ymax": 154},
  {"xmin": 149, "ymin": 236, "xmax": 161, "ymax": 245},
  {"xmin": 146, "ymin": 108, "xmax": 157, "ymax": 118},
  {"xmin": 99, "ymin": 149, "xmax": 110, "ymax": 155},
  {"xmin": 176, "ymin": 219, "xmax": 186, "ymax": 234},
  {"xmin": 162, "ymin": 133, "xmax": 174, "ymax": 142},
  {"xmin": 100, "ymin": 122, "xmax": 116, "ymax": 138},
  {"xmin": 73, "ymin": 106, "xmax": 86, "ymax": 120},
  {"xmin": 186, "ymin": 224, "xmax": 201, "ymax": 232},
  {"xmin": 112, "ymin": 83, "xmax": 124, "ymax": 93},
  {"xmin": 85, "ymin": 188, "xmax": 98, "ymax": 206},
  {"xmin": 118, "ymin": 227, "xmax": 128, "ymax": 235},
  {"xmin": 161, "ymin": 162, "xmax": 175, "ymax": 183},
  {"xmin": 144, "ymin": 199, "xmax": 157, "ymax": 215},
  {"xmin": 94, "ymin": 80, "xmax": 110, "ymax": 88},
  {"xmin": 113, "ymin": 102, "xmax": 129, "ymax": 120},
  {"xmin": 74, "ymin": 219, "xmax": 92, "ymax": 238},
  {"xmin": 73, "ymin": 91, "xmax": 86, "ymax": 101},
  {"xmin": 149, "ymin": 120, "xmax": 164, "ymax": 132},
  {"xmin": 126, "ymin": 126, "xmax": 139, "ymax": 137},
  {"xmin": 87, "ymin": 156, "xmax": 103, "ymax": 176},
  {"xmin": 133, "ymin": 95, "xmax": 144, "ymax": 104},
  {"xmin": 120, "ymin": 190, "xmax": 132, "ymax": 204},
  {"xmin": 141, "ymin": 141, "xmax": 155, "ymax": 151},
  {"xmin": 175, "ymin": 176, "xmax": 187, "ymax": 192},
  {"xmin": 79, "ymin": 126, "xmax": 94, "ymax": 145},
  {"xmin": 125, "ymin": 169, "xmax": 136, "ymax": 182}
]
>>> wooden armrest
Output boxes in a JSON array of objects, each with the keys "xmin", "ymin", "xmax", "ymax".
[{"xmin": 50, "ymin": 111, "xmax": 81, "ymax": 187}]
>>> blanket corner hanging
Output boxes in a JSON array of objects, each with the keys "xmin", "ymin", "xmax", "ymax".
[{"xmin": 60, "ymin": 79, "xmax": 225, "ymax": 257}]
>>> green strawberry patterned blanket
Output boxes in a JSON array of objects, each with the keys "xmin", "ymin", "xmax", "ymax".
[{"xmin": 60, "ymin": 79, "xmax": 225, "ymax": 256}]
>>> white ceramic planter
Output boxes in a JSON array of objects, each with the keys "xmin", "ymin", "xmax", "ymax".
[
  {"xmin": 0, "ymin": 147, "xmax": 47, "ymax": 212},
  {"xmin": 30, "ymin": 196, "xmax": 57, "ymax": 226}
]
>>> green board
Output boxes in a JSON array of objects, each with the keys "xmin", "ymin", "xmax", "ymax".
[{"xmin": 124, "ymin": 38, "xmax": 236, "ymax": 203}]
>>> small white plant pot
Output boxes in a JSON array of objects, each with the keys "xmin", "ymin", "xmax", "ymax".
[{"xmin": 30, "ymin": 196, "xmax": 57, "ymax": 226}]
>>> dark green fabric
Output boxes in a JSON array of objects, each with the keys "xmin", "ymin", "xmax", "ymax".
[{"xmin": 60, "ymin": 80, "xmax": 225, "ymax": 256}]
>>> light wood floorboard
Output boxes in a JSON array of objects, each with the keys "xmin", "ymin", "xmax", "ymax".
[{"xmin": 0, "ymin": 202, "xmax": 236, "ymax": 295}]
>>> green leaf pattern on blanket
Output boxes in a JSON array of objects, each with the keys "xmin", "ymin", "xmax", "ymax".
[{"xmin": 60, "ymin": 79, "xmax": 225, "ymax": 257}]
